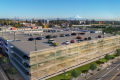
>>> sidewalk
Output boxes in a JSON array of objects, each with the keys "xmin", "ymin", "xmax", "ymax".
[{"xmin": 72, "ymin": 56, "xmax": 119, "ymax": 80}]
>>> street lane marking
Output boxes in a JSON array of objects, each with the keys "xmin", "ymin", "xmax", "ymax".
[
  {"xmin": 111, "ymin": 71, "xmax": 120, "ymax": 80},
  {"xmin": 98, "ymin": 64, "xmax": 120, "ymax": 80},
  {"xmin": 0, "ymin": 70, "xmax": 6, "ymax": 80}
]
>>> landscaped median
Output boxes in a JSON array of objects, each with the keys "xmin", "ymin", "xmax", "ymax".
[{"xmin": 46, "ymin": 51, "xmax": 120, "ymax": 80}]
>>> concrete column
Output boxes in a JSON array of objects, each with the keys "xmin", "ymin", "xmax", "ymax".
[
  {"xmin": 54, "ymin": 47, "xmax": 57, "ymax": 72},
  {"xmin": 77, "ymin": 43, "xmax": 79, "ymax": 65}
]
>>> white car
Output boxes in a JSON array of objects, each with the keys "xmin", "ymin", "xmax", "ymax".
[
  {"xmin": 65, "ymin": 40, "xmax": 70, "ymax": 44},
  {"xmin": 48, "ymin": 39, "xmax": 56, "ymax": 44}
]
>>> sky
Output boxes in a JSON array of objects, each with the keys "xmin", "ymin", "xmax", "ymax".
[{"xmin": 0, "ymin": 0, "xmax": 120, "ymax": 20}]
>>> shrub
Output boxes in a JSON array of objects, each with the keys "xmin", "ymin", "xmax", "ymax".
[{"xmin": 97, "ymin": 69, "xmax": 101, "ymax": 71}]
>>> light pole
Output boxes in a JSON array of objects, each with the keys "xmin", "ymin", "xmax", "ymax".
[
  {"xmin": 35, "ymin": 38, "xmax": 37, "ymax": 51},
  {"xmin": 63, "ymin": 70, "xmax": 66, "ymax": 79},
  {"xmin": 14, "ymin": 32, "xmax": 15, "ymax": 42},
  {"xmin": 32, "ymin": 37, "xmax": 37, "ymax": 51}
]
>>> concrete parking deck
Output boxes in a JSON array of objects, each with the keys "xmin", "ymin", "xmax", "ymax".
[{"xmin": 10, "ymin": 33, "xmax": 113, "ymax": 54}]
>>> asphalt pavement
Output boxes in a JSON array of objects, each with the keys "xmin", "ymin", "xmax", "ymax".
[
  {"xmin": 87, "ymin": 59, "xmax": 120, "ymax": 80},
  {"xmin": 0, "ymin": 64, "xmax": 9, "ymax": 80}
]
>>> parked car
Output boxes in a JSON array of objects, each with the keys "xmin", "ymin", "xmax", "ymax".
[
  {"xmin": 46, "ymin": 35, "xmax": 52, "ymax": 39},
  {"xmin": 76, "ymin": 36, "xmax": 82, "ymax": 39},
  {"xmin": 98, "ymin": 35, "xmax": 101, "ymax": 38},
  {"xmin": 84, "ymin": 38, "xmax": 88, "ymax": 40},
  {"xmin": 60, "ymin": 34, "xmax": 65, "ymax": 37},
  {"xmin": 88, "ymin": 37, "xmax": 91, "ymax": 40},
  {"xmin": 79, "ymin": 33, "xmax": 85, "ymax": 35},
  {"xmin": 36, "ymin": 36, "xmax": 45, "ymax": 40},
  {"xmin": 53, "ymin": 42, "xmax": 59, "ymax": 46},
  {"xmin": 65, "ymin": 29, "xmax": 69, "ymax": 31},
  {"xmin": 65, "ymin": 40, "xmax": 70, "ymax": 44},
  {"xmin": 71, "ymin": 39, "xmax": 75, "ymax": 43},
  {"xmin": 65, "ymin": 34, "xmax": 71, "ymax": 37},
  {"xmin": 51, "ymin": 30, "xmax": 56, "ymax": 32},
  {"xmin": 47, "ymin": 30, "xmax": 51, "ymax": 32},
  {"xmin": 52, "ymin": 35, "xmax": 58, "ymax": 38},
  {"xmin": 71, "ymin": 33, "xmax": 77, "ymax": 35},
  {"xmin": 48, "ymin": 39, "xmax": 56, "ymax": 44},
  {"xmin": 28, "ymin": 38, "xmax": 34, "ymax": 41}
]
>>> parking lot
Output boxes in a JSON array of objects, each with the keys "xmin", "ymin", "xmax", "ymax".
[{"xmin": 10, "ymin": 32, "xmax": 113, "ymax": 54}]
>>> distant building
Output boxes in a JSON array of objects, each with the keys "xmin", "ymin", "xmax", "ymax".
[
  {"xmin": 79, "ymin": 21, "xmax": 86, "ymax": 24},
  {"xmin": 42, "ymin": 19, "xmax": 49, "ymax": 24}
]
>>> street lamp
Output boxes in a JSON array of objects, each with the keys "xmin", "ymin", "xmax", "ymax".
[
  {"xmin": 14, "ymin": 32, "xmax": 15, "ymax": 42},
  {"xmin": 35, "ymin": 38, "xmax": 37, "ymax": 51}
]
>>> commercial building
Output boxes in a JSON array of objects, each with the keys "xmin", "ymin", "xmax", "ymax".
[
  {"xmin": 9, "ymin": 32, "xmax": 120, "ymax": 80},
  {"xmin": 72, "ymin": 25, "xmax": 91, "ymax": 29},
  {"xmin": 42, "ymin": 19, "xmax": 49, "ymax": 24}
]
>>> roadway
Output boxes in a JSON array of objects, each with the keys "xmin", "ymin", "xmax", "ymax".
[
  {"xmin": 0, "ymin": 64, "xmax": 9, "ymax": 80},
  {"xmin": 87, "ymin": 59, "xmax": 120, "ymax": 80}
]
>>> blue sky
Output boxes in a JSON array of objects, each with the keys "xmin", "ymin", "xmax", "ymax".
[{"xmin": 0, "ymin": 0, "xmax": 120, "ymax": 20}]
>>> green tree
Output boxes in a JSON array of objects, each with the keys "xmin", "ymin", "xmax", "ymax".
[
  {"xmin": 32, "ymin": 18, "xmax": 35, "ymax": 24},
  {"xmin": 57, "ymin": 20, "xmax": 60, "ymax": 25},
  {"xmin": 86, "ymin": 20, "xmax": 90, "ymax": 24},
  {"xmin": 36, "ymin": 22, "xmax": 39, "ymax": 26},
  {"xmin": 91, "ymin": 19, "xmax": 95, "ymax": 24},
  {"xmin": 26, "ymin": 19, "xmax": 28, "ymax": 23},
  {"xmin": 4, "ymin": 21, "xmax": 7, "ymax": 25},
  {"xmin": 74, "ymin": 20, "xmax": 78, "ymax": 25},
  {"xmin": 69, "ymin": 23, "xmax": 72, "ymax": 27},
  {"xmin": 89, "ymin": 64, "xmax": 97, "ymax": 74},
  {"xmin": 71, "ymin": 70, "xmax": 80, "ymax": 80},
  {"xmin": 39, "ymin": 20, "xmax": 43, "ymax": 26},
  {"xmin": 105, "ymin": 54, "xmax": 111, "ymax": 62},
  {"xmin": 59, "ymin": 21, "xmax": 62, "ymax": 26},
  {"xmin": 116, "ymin": 49, "xmax": 120, "ymax": 59},
  {"xmin": 8, "ymin": 67, "xmax": 17, "ymax": 79},
  {"xmin": 55, "ymin": 21, "xmax": 57, "ymax": 25},
  {"xmin": 0, "ymin": 56, "xmax": 9, "ymax": 64},
  {"xmin": 49, "ymin": 24, "xmax": 54, "ymax": 28},
  {"xmin": 7, "ymin": 19, "xmax": 9, "ymax": 25}
]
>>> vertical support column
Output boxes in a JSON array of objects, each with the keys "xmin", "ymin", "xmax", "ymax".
[
  {"xmin": 87, "ymin": 43, "xmax": 89, "ymax": 61},
  {"xmin": 36, "ymin": 52, "xmax": 38, "ymax": 78},
  {"xmin": 66, "ymin": 45, "xmax": 68, "ymax": 69},
  {"xmin": 77, "ymin": 43, "xmax": 79, "ymax": 65},
  {"xmin": 54, "ymin": 47, "xmax": 57, "ymax": 72},
  {"xmin": 95, "ymin": 40, "xmax": 97, "ymax": 58}
]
